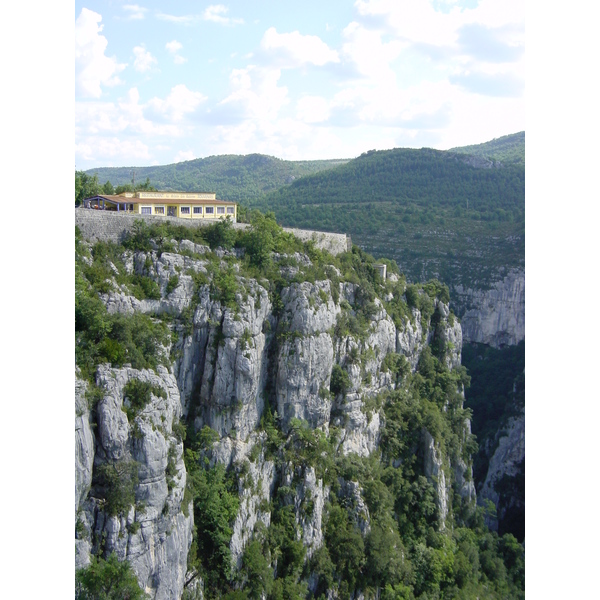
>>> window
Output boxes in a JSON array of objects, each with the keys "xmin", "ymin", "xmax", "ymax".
[
  {"xmin": 180, "ymin": 206, "xmax": 190, "ymax": 214},
  {"xmin": 168, "ymin": 206, "xmax": 176, "ymax": 216},
  {"xmin": 155, "ymin": 206, "xmax": 165, "ymax": 214},
  {"xmin": 227, "ymin": 206, "xmax": 235, "ymax": 214},
  {"xmin": 217, "ymin": 206, "xmax": 225, "ymax": 214},
  {"xmin": 141, "ymin": 206, "xmax": 151, "ymax": 214},
  {"xmin": 193, "ymin": 206, "xmax": 202, "ymax": 214},
  {"xmin": 205, "ymin": 207, "xmax": 214, "ymax": 214}
]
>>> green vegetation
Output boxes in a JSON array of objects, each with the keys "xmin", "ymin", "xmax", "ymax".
[
  {"xmin": 76, "ymin": 553, "xmax": 148, "ymax": 599},
  {"xmin": 81, "ymin": 134, "xmax": 524, "ymax": 291},
  {"xmin": 183, "ymin": 444, "xmax": 240, "ymax": 594},
  {"xmin": 462, "ymin": 341, "xmax": 525, "ymax": 541},
  {"xmin": 449, "ymin": 132, "xmax": 525, "ymax": 167},
  {"xmin": 95, "ymin": 460, "xmax": 140, "ymax": 516},
  {"xmin": 122, "ymin": 379, "xmax": 167, "ymax": 422},
  {"xmin": 330, "ymin": 365, "xmax": 350, "ymax": 398},
  {"xmin": 250, "ymin": 144, "xmax": 524, "ymax": 289},
  {"xmin": 76, "ymin": 170, "xmax": 157, "ymax": 205},
  {"xmin": 85, "ymin": 154, "xmax": 349, "ymax": 202}
]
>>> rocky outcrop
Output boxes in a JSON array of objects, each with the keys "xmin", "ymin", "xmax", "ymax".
[
  {"xmin": 422, "ymin": 430, "xmax": 449, "ymax": 528},
  {"xmin": 479, "ymin": 414, "xmax": 525, "ymax": 531},
  {"xmin": 195, "ymin": 282, "xmax": 271, "ymax": 440},
  {"xmin": 77, "ymin": 231, "xmax": 479, "ymax": 598},
  {"xmin": 230, "ymin": 435, "xmax": 277, "ymax": 568},
  {"xmin": 76, "ymin": 376, "xmax": 95, "ymax": 570},
  {"xmin": 76, "ymin": 366, "xmax": 193, "ymax": 599},
  {"xmin": 452, "ymin": 269, "xmax": 525, "ymax": 348}
]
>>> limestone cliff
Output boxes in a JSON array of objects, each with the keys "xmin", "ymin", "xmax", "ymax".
[
  {"xmin": 75, "ymin": 222, "xmax": 485, "ymax": 599},
  {"xmin": 451, "ymin": 269, "xmax": 525, "ymax": 348}
]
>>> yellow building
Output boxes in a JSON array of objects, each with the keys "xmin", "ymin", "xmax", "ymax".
[{"xmin": 83, "ymin": 191, "xmax": 237, "ymax": 222}]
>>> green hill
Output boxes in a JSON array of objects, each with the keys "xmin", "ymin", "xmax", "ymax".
[
  {"xmin": 251, "ymin": 144, "xmax": 524, "ymax": 289},
  {"xmin": 450, "ymin": 131, "xmax": 525, "ymax": 166},
  {"xmin": 85, "ymin": 133, "xmax": 524, "ymax": 289},
  {"xmin": 86, "ymin": 154, "xmax": 349, "ymax": 202}
]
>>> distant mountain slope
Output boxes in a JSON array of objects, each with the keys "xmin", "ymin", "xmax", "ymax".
[
  {"xmin": 450, "ymin": 131, "xmax": 524, "ymax": 166},
  {"xmin": 251, "ymin": 145, "xmax": 524, "ymax": 290},
  {"xmin": 86, "ymin": 154, "xmax": 349, "ymax": 202}
]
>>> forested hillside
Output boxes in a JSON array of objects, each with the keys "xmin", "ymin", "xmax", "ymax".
[
  {"xmin": 251, "ymin": 144, "xmax": 525, "ymax": 289},
  {"xmin": 86, "ymin": 154, "xmax": 349, "ymax": 202},
  {"xmin": 449, "ymin": 132, "xmax": 525, "ymax": 167}
]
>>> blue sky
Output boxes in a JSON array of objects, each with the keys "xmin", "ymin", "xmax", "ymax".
[{"xmin": 75, "ymin": 0, "xmax": 525, "ymax": 169}]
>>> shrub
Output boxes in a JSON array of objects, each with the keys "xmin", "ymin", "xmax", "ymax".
[
  {"xmin": 405, "ymin": 285, "xmax": 419, "ymax": 308},
  {"xmin": 123, "ymin": 220, "xmax": 153, "ymax": 252},
  {"xmin": 129, "ymin": 275, "xmax": 161, "ymax": 300},
  {"xmin": 76, "ymin": 553, "xmax": 147, "ymax": 599},
  {"xmin": 330, "ymin": 364, "xmax": 351, "ymax": 397},
  {"xmin": 96, "ymin": 460, "xmax": 140, "ymax": 516},
  {"xmin": 165, "ymin": 274, "xmax": 179, "ymax": 295},
  {"xmin": 205, "ymin": 218, "xmax": 237, "ymax": 250},
  {"xmin": 122, "ymin": 379, "xmax": 166, "ymax": 421}
]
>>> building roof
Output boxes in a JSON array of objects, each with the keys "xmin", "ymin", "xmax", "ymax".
[{"xmin": 84, "ymin": 195, "xmax": 236, "ymax": 205}]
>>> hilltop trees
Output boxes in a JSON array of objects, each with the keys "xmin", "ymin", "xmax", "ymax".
[{"xmin": 75, "ymin": 172, "xmax": 156, "ymax": 205}]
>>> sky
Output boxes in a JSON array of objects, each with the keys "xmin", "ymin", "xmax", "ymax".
[{"xmin": 75, "ymin": 0, "xmax": 525, "ymax": 170}]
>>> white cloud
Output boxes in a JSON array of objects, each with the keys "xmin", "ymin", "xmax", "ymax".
[
  {"xmin": 76, "ymin": 88, "xmax": 179, "ymax": 137},
  {"xmin": 174, "ymin": 150, "xmax": 196, "ymax": 162},
  {"xmin": 353, "ymin": 0, "xmax": 524, "ymax": 62},
  {"xmin": 215, "ymin": 66, "xmax": 289, "ymax": 124},
  {"xmin": 147, "ymin": 84, "xmax": 207, "ymax": 122},
  {"xmin": 203, "ymin": 5, "xmax": 244, "ymax": 26},
  {"xmin": 296, "ymin": 96, "xmax": 331, "ymax": 123},
  {"xmin": 75, "ymin": 8, "xmax": 126, "ymax": 98},
  {"xmin": 156, "ymin": 12, "xmax": 197, "ymax": 24},
  {"xmin": 166, "ymin": 40, "xmax": 182, "ymax": 54},
  {"xmin": 123, "ymin": 4, "xmax": 146, "ymax": 20},
  {"xmin": 341, "ymin": 21, "xmax": 404, "ymax": 83},
  {"xmin": 260, "ymin": 27, "xmax": 340, "ymax": 67},
  {"xmin": 133, "ymin": 45, "xmax": 157, "ymax": 72},
  {"xmin": 354, "ymin": 0, "xmax": 463, "ymax": 45},
  {"xmin": 166, "ymin": 40, "xmax": 187, "ymax": 64},
  {"xmin": 76, "ymin": 137, "xmax": 151, "ymax": 162}
]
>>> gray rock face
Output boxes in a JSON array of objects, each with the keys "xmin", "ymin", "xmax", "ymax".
[
  {"xmin": 479, "ymin": 414, "xmax": 525, "ymax": 529},
  {"xmin": 76, "ymin": 377, "xmax": 95, "ymax": 515},
  {"xmin": 422, "ymin": 429, "xmax": 449, "ymax": 529},
  {"xmin": 280, "ymin": 281, "xmax": 340, "ymax": 336},
  {"xmin": 195, "ymin": 283, "xmax": 271, "ymax": 439},
  {"xmin": 453, "ymin": 416, "xmax": 476, "ymax": 503},
  {"xmin": 77, "ymin": 232, "xmax": 482, "ymax": 598},
  {"xmin": 338, "ymin": 479, "xmax": 371, "ymax": 536},
  {"xmin": 76, "ymin": 376, "xmax": 95, "ymax": 570},
  {"xmin": 77, "ymin": 365, "xmax": 193, "ymax": 600},
  {"xmin": 294, "ymin": 467, "xmax": 329, "ymax": 559},
  {"xmin": 453, "ymin": 269, "xmax": 525, "ymax": 348},
  {"xmin": 277, "ymin": 333, "xmax": 333, "ymax": 432},
  {"xmin": 395, "ymin": 308, "xmax": 429, "ymax": 371},
  {"xmin": 101, "ymin": 249, "xmax": 208, "ymax": 316},
  {"xmin": 230, "ymin": 435, "xmax": 277, "ymax": 568}
]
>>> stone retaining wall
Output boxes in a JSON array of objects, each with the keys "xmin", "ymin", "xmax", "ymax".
[{"xmin": 75, "ymin": 209, "xmax": 351, "ymax": 255}]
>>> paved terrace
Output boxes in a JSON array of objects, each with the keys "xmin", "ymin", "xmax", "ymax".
[{"xmin": 75, "ymin": 208, "xmax": 352, "ymax": 256}]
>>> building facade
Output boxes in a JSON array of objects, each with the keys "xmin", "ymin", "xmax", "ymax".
[{"xmin": 82, "ymin": 191, "xmax": 237, "ymax": 222}]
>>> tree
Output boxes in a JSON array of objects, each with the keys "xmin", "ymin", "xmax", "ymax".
[
  {"xmin": 102, "ymin": 181, "xmax": 115, "ymax": 195},
  {"xmin": 205, "ymin": 217, "xmax": 236, "ymax": 250},
  {"xmin": 76, "ymin": 553, "xmax": 148, "ymax": 599},
  {"xmin": 330, "ymin": 365, "xmax": 350, "ymax": 398},
  {"xmin": 76, "ymin": 171, "xmax": 100, "ymax": 205},
  {"xmin": 96, "ymin": 460, "xmax": 139, "ymax": 516}
]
